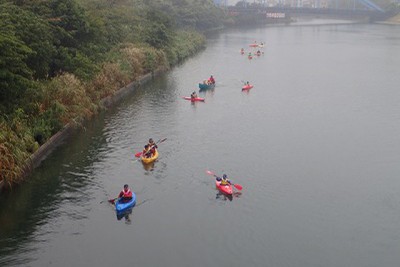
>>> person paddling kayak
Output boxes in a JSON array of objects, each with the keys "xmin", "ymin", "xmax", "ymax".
[
  {"xmin": 118, "ymin": 184, "xmax": 133, "ymax": 203},
  {"xmin": 208, "ymin": 75, "xmax": 215, "ymax": 84},
  {"xmin": 148, "ymin": 138, "xmax": 158, "ymax": 148},
  {"xmin": 146, "ymin": 138, "xmax": 158, "ymax": 157},
  {"xmin": 142, "ymin": 144, "xmax": 151, "ymax": 158},
  {"xmin": 216, "ymin": 174, "xmax": 231, "ymax": 186},
  {"xmin": 191, "ymin": 91, "xmax": 198, "ymax": 100}
]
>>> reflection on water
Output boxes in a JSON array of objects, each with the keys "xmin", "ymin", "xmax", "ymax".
[
  {"xmin": 216, "ymin": 191, "xmax": 233, "ymax": 201},
  {"xmin": 116, "ymin": 208, "xmax": 133, "ymax": 224},
  {"xmin": 141, "ymin": 161, "xmax": 155, "ymax": 171},
  {"xmin": 216, "ymin": 190, "xmax": 243, "ymax": 202},
  {"xmin": 233, "ymin": 192, "xmax": 242, "ymax": 198}
]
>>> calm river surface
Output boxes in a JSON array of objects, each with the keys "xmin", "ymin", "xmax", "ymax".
[{"xmin": 1, "ymin": 21, "xmax": 400, "ymax": 267}]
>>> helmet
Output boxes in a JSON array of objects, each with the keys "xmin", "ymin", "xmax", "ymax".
[
  {"xmin": 124, "ymin": 184, "xmax": 129, "ymax": 189},
  {"xmin": 223, "ymin": 174, "xmax": 227, "ymax": 179},
  {"xmin": 149, "ymin": 138, "xmax": 153, "ymax": 143}
]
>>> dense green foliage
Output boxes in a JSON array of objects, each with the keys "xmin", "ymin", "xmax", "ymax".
[{"xmin": 0, "ymin": 0, "xmax": 224, "ymax": 186}]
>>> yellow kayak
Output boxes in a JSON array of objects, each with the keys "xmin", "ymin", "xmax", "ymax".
[{"xmin": 141, "ymin": 149, "xmax": 159, "ymax": 164}]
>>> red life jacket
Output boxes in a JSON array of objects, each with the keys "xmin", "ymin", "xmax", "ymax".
[{"xmin": 121, "ymin": 189, "xmax": 132, "ymax": 198}]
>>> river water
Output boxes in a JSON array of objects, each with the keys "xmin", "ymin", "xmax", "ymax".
[{"xmin": 1, "ymin": 21, "xmax": 400, "ymax": 267}]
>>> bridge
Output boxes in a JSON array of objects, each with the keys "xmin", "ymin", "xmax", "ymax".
[
  {"xmin": 219, "ymin": 0, "xmax": 399, "ymax": 21},
  {"xmin": 217, "ymin": 0, "xmax": 385, "ymax": 12}
]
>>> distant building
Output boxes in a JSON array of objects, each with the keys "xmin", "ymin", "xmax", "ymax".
[
  {"xmin": 227, "ymin": 0, "xmax": 329, "ymax": 8},
  {"xmin": 267, "ymin": 0, "xmax": 329, "ymax": 7}
]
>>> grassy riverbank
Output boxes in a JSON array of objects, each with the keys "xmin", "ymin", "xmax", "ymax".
[{"xmin": 0, "ymin": 0, "xmax": 225, "ymax": 188}]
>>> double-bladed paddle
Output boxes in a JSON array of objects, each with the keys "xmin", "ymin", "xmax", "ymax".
[
  {"xmin": 134, "ymin": 138, "xmax": 167, "ymax": 158},
  {"xmin": 206, "ymin": 170, "xmax": 243, "ymax": 190},
  {"xmin": 108, "ymin": 197, "xmax": 118, "ymax": 204}
]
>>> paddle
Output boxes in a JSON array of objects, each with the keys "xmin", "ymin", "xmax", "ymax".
[
  {"xmin": 135, "ymin": 139, "xmax": 161, "ymax": 157},
  {"xmin": 134, "ymin": 138, "xmax": 167, "ymax": 158},
  {"xmin": 205, "ymin": 170, "xmax": 243, "ymax": 190},
  {"xmin": 108, "ymin": 197, "xmax": 118, "ymax": 204}
]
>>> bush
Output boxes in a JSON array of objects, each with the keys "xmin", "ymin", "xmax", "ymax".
[
  {"xmin": 88, "ymin": 62, "xmax": 130, "ymax": 101},
  {"xmin": 0, "ymin": 115, "xmax": 35, "ymax": 186}
]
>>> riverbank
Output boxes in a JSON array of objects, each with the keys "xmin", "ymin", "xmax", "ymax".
[
  {"xmin": 0, "ymin": 0, "xmax": 226, "ymax": 192},
  {"xmin": 0, "ymin": 34, "xmax": 205, "ymax": 193},
  {"xmin": 0, "ymin": 71, "xmax": 157, "ymax": 192}
]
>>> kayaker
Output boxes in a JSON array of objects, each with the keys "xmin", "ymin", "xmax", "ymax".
[
  {"xmin": 191, "ymin": 91, "xmax": 198, "ymax": 100},
  {"xmin": 118, "ymin": 184, "xmax": 133, "ymax": 203},
  {"xmin": 219, "ymin": 174, "xmax": 231, "ymax": 186},
  {"xmin": 142, "ymin": 144, "xmax": 151, "ymax": 158},
  {"xmin": 209, "ymin": 75, "xmax": 215, "ymax": 84},
  {"xmin": 147, "ymin": 138, "xmax": 157, "ymax": 156},
  {"xmin": 148, "ymin": 138, "xmax": 158, "ymax": 149}
]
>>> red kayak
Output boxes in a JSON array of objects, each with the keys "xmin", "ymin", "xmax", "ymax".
[
  {"xmin": 249, "ymin": 44, "xmax": 258, "ymax": 47},
  {"xmin": 182, "ymin": 96, "xmax": 205, "ymax": 102},
  {"xmin": 216, "ymin": 180, "xmax": 233, "ymax": 195},
  {"xmin": 242, "ymin": 84, "xmax": 253, "ymax": 90}
]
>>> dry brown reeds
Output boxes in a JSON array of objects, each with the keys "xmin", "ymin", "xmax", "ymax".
[
  {"xmin": 88, "ymin": 62, "xmax": 131, "ymax": 102},
  {"xmin": 42, "ymin": 73, "xmax": 97, "ymax": 124},
  {"xmin": 0, "ymin": 120, "xmax": 33, "ymax": 186},
  {"xmin": 120, "ymin": 44, "xmax": 168, "ymax": 76}
]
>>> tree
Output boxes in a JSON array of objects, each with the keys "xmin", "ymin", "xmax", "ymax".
[
  {"xmin": 0, "ymin": 32, "xmax": 33, "ymax": 112},
  {"xmin": 0, "ymin": 4, "xmax": 55, "ymax": 79},
  {"xmin": 141, "ymin": 8, "xmax": 175, "ymax": 48}
]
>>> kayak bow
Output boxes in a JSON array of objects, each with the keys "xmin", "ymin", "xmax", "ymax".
[
  {"xmin": 115, "ymin": 193, "xmax": 136, "ymax": 213},
  {"xmin": 215, "ymin": 180, "xmax": 233, "ymax": 195}
]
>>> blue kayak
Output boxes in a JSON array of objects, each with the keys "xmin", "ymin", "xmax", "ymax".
[
  {"xmin": 198, "ymin": 83, "xmax": 215, "ymax": 90},
  {"xmin": 115, "ymin": 193, "xmax": 136, "ymax": 213}
]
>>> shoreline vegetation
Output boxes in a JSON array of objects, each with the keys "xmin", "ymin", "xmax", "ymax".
[{"xmin": 0, "ymin": 0, "xmax": 226, "ymax": 190}]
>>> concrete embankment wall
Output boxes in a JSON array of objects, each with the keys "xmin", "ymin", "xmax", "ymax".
[{"xmin": 0, "ymin": 69, "xmax": 164, "ymax": 193}]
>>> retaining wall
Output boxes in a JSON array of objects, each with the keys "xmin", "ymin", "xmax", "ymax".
[{"xmin": 0, "ymin": 69, "xmax": 164, "ymax": 192}]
